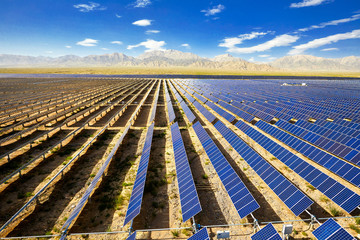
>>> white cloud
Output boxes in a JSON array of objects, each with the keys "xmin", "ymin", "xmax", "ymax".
[
  {"xmin": 127, "ymin": 39, "xmax": 166, "ymax": 52},
  {"xmin": 321, "ymin": 48, "xmax": 339, "ymax": 51},
  {"xmin": 219, "ymin": 32, "xmax": 272, "ymax": 49},
  {"xmin": 181, "ymin": 43, "xmax": 191, "ymax": 49},
  {"xmin": 45, "ymin": 51, "xmax": 53, "ymax": 54},
  {"xmin": 259, "ymin": 54, "xmax": 270, "ymax": 57},
  {"xmin": 290, "ymin": 0, "xmax": 330, "ymax": 8},
  {"xmin": 249, "ymin": 57, "xmax": 255, "ymax": 62},
  {"xmin": 73, "ymin": 2, "xmax": 106, "ymax": 12},
  {"xmin": 221, "ymin": 34, "xmax": 299, "ymax": 54},
  {"xmin": 268, "ymin": 57, "xmax": 277, "ymax": 61},
  {"xmin": 298, "ymin": 14, "xmax": 360, "ymax": 32},
  {"xmin": 289, "ymin": 29, "xmax": 360, "ymax": 55},
  {"xmin": 134, "ymin": 0, "xmax": 151, "ymax": 8},
  {"xmin": 76, "ymin": 38, "xmax": 98, "ymax": 47},
  {"xmin": 201, "ymin": 4, "xmax": 225, "ymax": 16},
  {"xmin": 111, "ymin": 41, "xmax": 123, "ymax": 45},
  {"xmin": 65, "ymin": 46, "xmax": 72, "ymax": 49},
  {"xmin": 132, "ymin": 19, "xmax": 152, "ymax": 27},
  {"xmin": 101, "ymin": 48, "xmax": 109, "ymax": 50},
  {"xmin": 146, "ymin": 30, "xmax": 160, "ymax": 34},
  {"xmin": 115, "ymin": 14, "xmax": 122, "ymax": 18}
]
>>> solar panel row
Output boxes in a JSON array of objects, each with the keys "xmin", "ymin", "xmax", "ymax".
[
  {"xmin": 171, "ymin": 122, "xmax": 202, "ymax": 222},
  {"xmin": 251, "ymin": 223, "xmax": 282, "ymax": 240},
  {"xmin": 218, "ymin": 100, "xmax": 255, "ymax": 123},
  {"xmin": 276, "ymin": 119, "xmax": 360, "ymax": 165},
  {"xmin": 149, "ymin": 82, "xmax": 160, "ymax": 123},
  {"xmin": 192, "ymin": 121, "xmax": 260, "ymax": 219},
  {"xmin": 235, "ymin": 120, "xmax": 360, "ymax": 213},
  {"xmin": 192, "ymin": 101, "xmax": 216, "ymax": 123},
  {"xmin": 164, "ymin": 82, "xmax": 176, "ymax": 123},
  {"xmin": 257, "ymin": 120, "xmax": 360, "ymax": 187},
  {"xmin": 123, "ymin": 122, "xmax": 155, "ymax": 226},
  {"xmin": 313, "ymin": 218, "xmax": 355, "ymax": 240},
  {"xmin": 206, "ymin": 101, "xmax": 236, "ymax": 123},
  {"xmin": 214, "ymin": 120, "xmax": 313, "ymax": 216}
]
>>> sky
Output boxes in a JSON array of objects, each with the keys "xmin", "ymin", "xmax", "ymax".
[{"xmin": 0, "ymin": 0, "xmax": 359, "ymax": 62}]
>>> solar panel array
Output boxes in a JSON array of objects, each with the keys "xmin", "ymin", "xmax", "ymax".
[
  {"xmin": 214, "ymin": 120, "xmax": 313, "ymax": 216},
  {"xmin": 126, "ymin": 231, "xmax": 137, "ymax": 240},
  {"xmin": 171, "ymin": 122, "xmax": 202, "ymax": 222},
  {"xmin": 187, "ymin": 227, "xmax": 210, "ymax": 240},
  {"xmin": 192, "ymin": 121, "xmax": 260, "ymax": 218},
  {"xmin": 251, "ymin": 223, "xmax": 282, "ymax": 240},
  {"xmin": 235, "ymin": 120, "xmax": 360, "ymax": 213},
  {"xmin": 257, "ymin": 120, "xmax": 360, "ymax": 187},
  {"xmin": 313, "ymin": 218, "xmax": 355, "ymax": 240},
  {"xmin": 123, "ymin": 122, "xmax": 155, "ymax": 226}
]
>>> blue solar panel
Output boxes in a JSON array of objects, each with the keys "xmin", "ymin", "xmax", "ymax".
[
  {"xmin": 123, "ymin": 123, "xmax": 155, "ymax": 226},
  {"xmin": 167, "ymin": 100, "xmax": 176, "ymax": 123},
  {"xmin": 214, "ymin": 120, "xmax": 313, "ymax": 216},
  {"xmin": 126, "ymin": 231, "xmax": 137, "ymax": 240},
  {"xmin": 206, "ymin": 101, "xmax": 236, "ymax": 122},
  {"xmin": 187, "ymin": 227, "xmax": 210, "ymax": 240},
  {"xmin": 193, "ymin": 101, "xmax": 217, "ymax": 123},
  {"xmin": 235, "ymin": 119, "xmax": 360, "ymax": 213},
  {"xmin": 171, "ymin": 122, "xmax": 202, "ymax": 222},
  {"xmin": 251, "ymin": 223, "xmax": 282, "ymax": 240},
  {"xmin": 192, "ymin": 121, "xmax": 259, "ymax": 218},
  {"xmin": 257, "ymin": 120, "xmax": 360, "ymax": 187},
  {"xmin": 313, "ymin": 218, "xmax": 355, "ymax": 240},
  {"xmin": 180, "ymin": 100, "xmax": 196, "ymax": 123}
]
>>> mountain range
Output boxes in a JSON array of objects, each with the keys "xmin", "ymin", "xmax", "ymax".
[{"xmin": 0, "ymin": 50, "xmax": 359, "ymax": 72}]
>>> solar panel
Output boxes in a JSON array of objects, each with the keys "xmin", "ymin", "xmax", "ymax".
[
  {"xmin": 193, "ymin": 101, "xmax": 216, "ymax": 123},
  {"xmin": 187, "ymin": 227, "xmax": 210, "ymax": 240},
  {"xmin": 167, "ymin": 100, "xmax": 176, "ymax": 123},
  {"xmin": 126, "ymin": 231, "xmax": 137, "ymax": 240},
  {"xmin": 206, "ymin": 101, "xmax": 236, "ymax": 122},
  {"xmin": 123, "ymin": 123, "xmax": 155, "ymax": 226},
  {"xmin": 256, "ymin": 120, "xmax": 360, "ymax": 187},
  {"xmin": 313, "ymin": 218, "xmax": 355, "ymax": 240},
  {"xmin": 214, "ymin": 120, "xmax": 313, "ymax": 216},
  {"xmin": 251, "ymin": 223, "xmax": 282, "ymax": 240},
  {"xmin": 149, "ymin": 84, "xmax": 160, "ymax": 123},
  {"xmin": 192, "ymin": 121, "xmax": 259, "ymax": 218},
  {"xmin": 180, "ymin": 100, "xmax": 196, "ymax": 123},
  {"xmin": 235, "ymin": 119, "xmax": 360, "ymax": 213},
  {"xmin": 171, "ymin": 122, "xmax": 202, "ymax": 222}
]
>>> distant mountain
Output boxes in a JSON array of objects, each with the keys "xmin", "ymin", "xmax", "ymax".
[
  {"xmin": 271, "ymin": 55, "xmax": 360, "ymax": 72},
  {"xmin": 1, "ymin": 51, "xmax": 359, "ymax": 72}
]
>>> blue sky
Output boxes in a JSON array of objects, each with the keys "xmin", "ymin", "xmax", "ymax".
[{"xmin": 0, "ymin": 0, "xmax": 359, "ymax": 62}]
